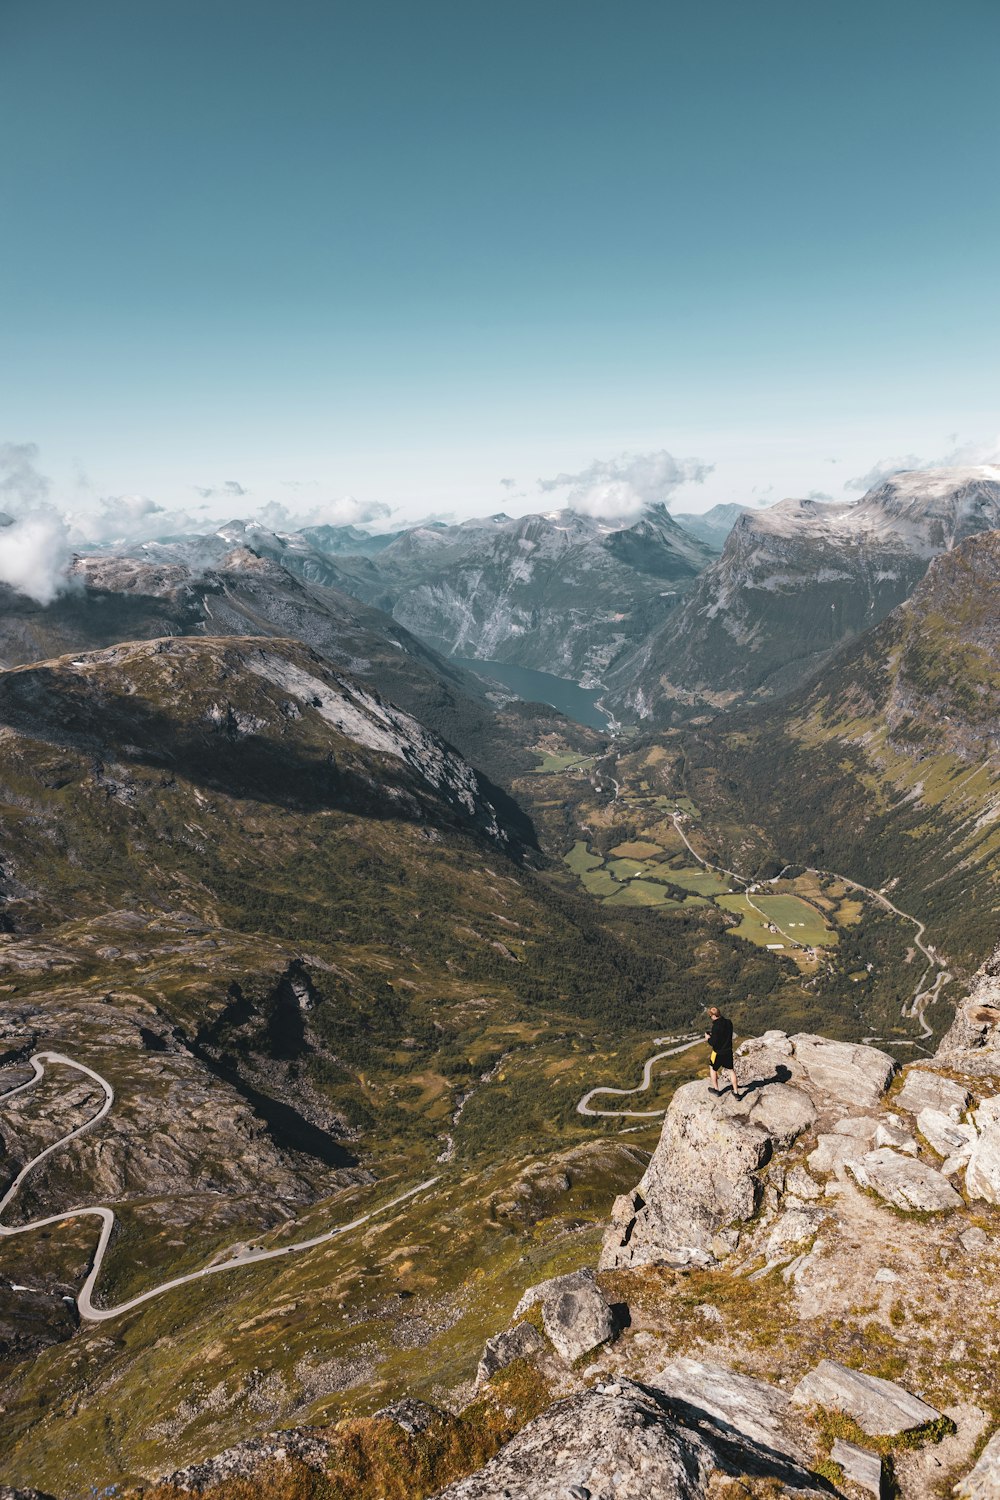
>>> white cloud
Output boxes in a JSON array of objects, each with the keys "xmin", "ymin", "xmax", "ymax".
[
  {"xmin": 844, "ymin": 454, "xmax": 922, "ymax": 492},
  {"xmin": 253, "ymin": 495, "xmax": 393, "ymax": 531},
  {"xmin": 193, "ymin": 479, "xmax": 249, "ymax": 499},
  {"xmin": 0, "ymin": 443, "xmax": 74, "ymax": 604},
  {"xmin": 0, "ymin": 509, "xmax": 75, "ymax": 605},
  {"xmin": 845, "ymin": 436, "xmax": 1000, "ymax": 493},
  {"xmin": 537, "ymin": 449, "xmax": 713, "ymax": 521}
]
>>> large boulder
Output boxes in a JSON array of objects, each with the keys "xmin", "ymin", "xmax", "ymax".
[
  {"xmin": 511, "ymin": 1269, "xmax": 617, "ymax": 1364},
  {"xmin": 847, "ymin": 1147, "xmax": 964, "ymax": 1212},
  {"xmin": 432, "ymin": 1371, "xmax": 830, "ymax": 1500},
  {"xmin": 791, "ymin": 1359, "xmax": 943, "ymax": 1436},
  {"xmin": 781, "ymin": 1034, "xmax": 897, "ymax": 1110},
  {"xmin": 935, "ymin": 946, "xmax": 1000, "ymax": 1075},
  {"xmin": 736, "ymin": 1032, "xmax": 896, "ymax": 1112},
  {"xmin": 601, "ymin": 1032, "xmax": 898, "ymax": 1272},
  {"xmin": 430, "ymin": 1380, "xmax": 716, "ymax": 1499},
  {"xmin": 965, "ymin": 1096, "xmax": 1000, "ymax": 1204}
]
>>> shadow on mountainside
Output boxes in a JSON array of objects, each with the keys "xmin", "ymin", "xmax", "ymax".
[{"xmin": 0, "ymin": 662, "xmax": 537, "ymax": 853}]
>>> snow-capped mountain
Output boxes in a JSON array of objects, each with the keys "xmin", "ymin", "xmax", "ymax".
[{"xmin": 606, "ymin": 466, "xmax": 1000, "ymax": 722}]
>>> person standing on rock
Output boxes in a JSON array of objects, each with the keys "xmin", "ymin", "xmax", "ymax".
[{"xmin": 705, "ymin": 1006, "xmax": 740, "ymax": 1099}]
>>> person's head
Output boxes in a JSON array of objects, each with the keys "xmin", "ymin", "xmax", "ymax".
[{"xmin": 707, "ymin": 1006, "xmax": 721, "ymax": 1020}]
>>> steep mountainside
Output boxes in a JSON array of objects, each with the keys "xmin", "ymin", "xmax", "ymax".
[
  {"xmin": 671, "ymin": 502, "xmax": 749, "ymax": 550},
  {"xmin": 608, "ymin": 467, "xmax": 1000, "ymax": 722},
  {"xmin": 0, "ymin": 547, "xmax": 547, "ymax": 787},
  {"xmin": 309, "ymin": 506, "xmax": 714, "ymax": 681},
  {"xmin": 674, "ymin": 529, "xmax": 1000, "ymax": 967}
]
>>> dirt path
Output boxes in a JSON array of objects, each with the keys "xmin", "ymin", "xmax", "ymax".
[{"xmin": 0, "ymin": 1051, "xmax": 438, "ymax": 1322}]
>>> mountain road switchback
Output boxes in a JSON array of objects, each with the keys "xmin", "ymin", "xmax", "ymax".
[{"xmin": 0, "ymin": 1051, "xmax": 439, "ymax": 1323}]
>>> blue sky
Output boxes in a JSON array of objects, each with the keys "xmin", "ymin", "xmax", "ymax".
[{"xmin": 2, "ymin": 0, "xmax": 999, "ymax": 533}]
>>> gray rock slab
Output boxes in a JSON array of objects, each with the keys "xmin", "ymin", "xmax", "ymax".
[
  {"xmin": 966, "ymin": 1097, "xmax": 1000, "ymax": 1205},
  {"xmin": 765, "ymin": 1204, "xmax": 825, "ymax": 1261},
  {"xmin": 916, "ymin": 1107, "xmax": 976, "ymax": 1161},
  {"xmin": 652, "ymin": 1355, "xmax": 810, "ymax": 1463},
  {"xmin": 791, "ymin": 1358, "xmax": 942, "ymax": 1435},
  {"xmin": 874, "ymin": 1118, "xmax": 918, "ymax": 1154},
  {"xmin": 786, "ymin": 1034, "xmax": 897, "ymax": 1110},
  {"xmin": 832, "ymin": 1115, "xmax": 882, "ymax": 1140},
  {"xmin": 831, "ymin": 1437, "xmax": 883, "ymax": 1496},
  {"xmin": 956, "ymin": 1428, "xmax": 1000, "ymax": 1500},
  {"xmin": 848, "ymin": 1147, "xmax": 964, "ymax": 1212},
  {"xmin": 430, "ymin": 1380, "xmax": 716, "ymax": 1499},
  {"xmin": 809, "ymin": 1133, "xmax": 864, "ymax": 1177},
  {"xmin": 785, "ymin": 1164, "xmax": 823, "ymax": 1200},
  {"xmin": 959, "ymin": 1226, "xmax": 991, "ymax": 1254},
  {"xmin": 475, "ymin": 1321, "xmax": 547, "ymax": 1387},
  {"xmin": 897, "ymin": 1069, "xmax": 970, "ymax": 1120}
]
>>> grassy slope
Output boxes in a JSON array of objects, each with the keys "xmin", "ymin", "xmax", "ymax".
[{"xmin": 0, "ymin": 637, "xmax": 709, "ymax": 1488}]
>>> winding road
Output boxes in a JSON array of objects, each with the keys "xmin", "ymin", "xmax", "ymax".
[
  {"xmin": 576, "ymin": 1034, "xmax": 702, "ymax": 1117},
  {"xmin": 671, "ymin": 813, "xmax": 947, "ymax": 1037},
  {"xmin": 0, "ymin": 1051, "xmax": 438, "ymax": 1323}
]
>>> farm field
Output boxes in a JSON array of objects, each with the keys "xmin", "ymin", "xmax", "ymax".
[{"xmin": 752, "ymin": 893, "xmax": 837, "ymax": 947}]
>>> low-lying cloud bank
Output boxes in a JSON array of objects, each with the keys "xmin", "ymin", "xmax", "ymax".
[{"xmin": 538, "ymin": 449, "xmax": 713, "ymax": 522}]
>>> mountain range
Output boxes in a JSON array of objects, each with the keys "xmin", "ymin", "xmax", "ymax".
[
  {"xmin": 605, "ymin": 466, "xmax": 1000, "ymax": 722},
  {"xmin": 1, "ymin": 461, "xmax": 999, "ymax": 1498}
]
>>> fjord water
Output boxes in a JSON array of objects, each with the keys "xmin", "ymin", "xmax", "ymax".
[{"xmin": 452, "ymin": 656, "xmax": 611, "ymax": 730}]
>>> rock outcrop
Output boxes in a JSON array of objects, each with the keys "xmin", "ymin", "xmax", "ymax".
[
  {"xmin": 431, "ymin": 1381, "xmax": 717, "ymax": 1500},
  {"xmin": 475, "ymin": 1321, "xmax": 548, "ymax": 1387},
  {"xmin": 965, "ymin": 1097, "xmax": 1000, "ymax": 1204},
  {"xmin": 600, "ymin": 1032, "xmax": 895, "ymax": 1270},
  {"xmin": 511, "ymin": 1269, "xmax": 618, "ymax": 1365}
]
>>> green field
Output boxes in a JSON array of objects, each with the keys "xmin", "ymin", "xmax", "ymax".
[
  {"xmin": 662, "ymin": 865, "xmax": 732, "ymax": 897},
  {"xmin": 607, "ymin": 857, "xmax": 659, "ymax": 880},
  {"xmin": 716, "ymin": 894, "xmax": 780, "ymax": 946},
  {"xmin": 532, "ymin": 751, "xmax": 596, "ymax": 774},
  {"xmin": 564, "ymin": 839, "xmax": 603, "ymax": 874},
  {"xmin": 580, "ymin": 867, "xmax": 619, "ymax": 897},
  {"xmin": 753, "ymin": 894, "xmax": 837, "ymax": 947},
  {"xmin": 603, "ymin": 880, "xmax": 680, "ymax": 907}
]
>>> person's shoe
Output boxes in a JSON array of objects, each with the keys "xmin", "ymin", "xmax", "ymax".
[{"xmin": 708, "ymin": 1087, "xmax": 721, "ymax": 1096}]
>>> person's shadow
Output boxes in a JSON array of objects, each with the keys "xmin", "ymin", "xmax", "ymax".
[{"xmin": 736, "ymin": 1063, "xmax": 792, "ymax": 1096}]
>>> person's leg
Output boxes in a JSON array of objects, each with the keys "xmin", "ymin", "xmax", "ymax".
[
  {"xmin": 708, "ymin": 1063, "xmax": 719, "ymax": 1093},
  {"xmin": 727, "ymin": 1067, "xmax": 740, "ymax": 1099}
]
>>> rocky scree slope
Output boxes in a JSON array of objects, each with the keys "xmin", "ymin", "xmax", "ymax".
[
  {"xmin": 607, "ymin": 466, "xmax": 1000, "ymax": 723},
  {"xmin": 310, "ymin": 505, "xmax": 714, "ymax": 681},
  {"xmin": 675, "ymin": 527, "xmax": 1000, "ymax": 970}
]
